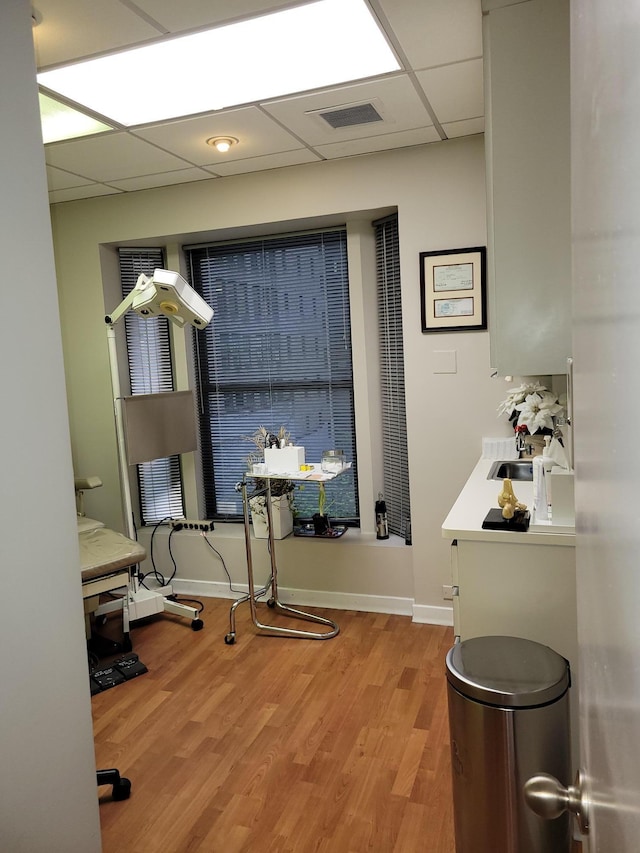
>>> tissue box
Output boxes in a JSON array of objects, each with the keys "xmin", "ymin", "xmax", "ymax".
[
  {"xmin": 482, "ymin": 437, "xmax": 518, "ymax": 460},
  {"xmin": 548, "ymin": 467, "xmax": 575, "ymax": 526},
  {"xmin": 264, "ymin": 446, "xmax": 305, "ymax": 474}
]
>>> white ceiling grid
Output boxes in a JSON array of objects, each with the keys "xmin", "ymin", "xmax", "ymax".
[{"xmin": 32, "ymin": 0, "xmax": 484, "ymax": 203}]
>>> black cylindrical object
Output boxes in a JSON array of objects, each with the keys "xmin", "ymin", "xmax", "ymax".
[{"xmin": 375, "ymin": 493, "xmax": 389, "ymax": 539}]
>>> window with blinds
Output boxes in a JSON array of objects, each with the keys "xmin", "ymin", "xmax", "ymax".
[
  {"xmin": 118, "ymin": 248, "xmax": 185, "ymax": 524},
  {"xmin": 186, "ymin": 229, "xmax": 358, "ymax": 522},
  {"xmin": 374, "ymin": 214, "xmax": 411, "ymax": 539}
]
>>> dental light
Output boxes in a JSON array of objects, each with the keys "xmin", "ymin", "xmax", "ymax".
[
  {"xmin": 105, "ymin": 268, "xmax": 213, "ymax": 329},
  {"xmin": 100, "ymin": 270, "xmax": 213, "ymax": 628}
]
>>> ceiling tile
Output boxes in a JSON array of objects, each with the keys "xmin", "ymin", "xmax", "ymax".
[
  {"xmin": 203, "ymin": 149, "xmax": 322, "ymax": 177},
  {"xmin": 130, "ymin": 0, "xmax": 295, "ymax": 33},
  {"xmin": 442, "ymin": 118, "xmax": 485, "ymax": 139},
  {"xmin": 33, "ymin": 0, "xmax": 164, "ymax": 69},
  {"xmin": 107, "ymin": 168, "xmax": 218, "ymax": 192},
  {"xmin": 314, "ymin": 126, "xmax": 441, "ymax": 159},
  {"xmin": 132, "ymin": 108, "xmax": 304, "ymax": 166},
  {"xmin": 46, "ymin": 164, "xmax": 94, "ymax": 190},
  {"xmin": 37, "ymin": 1, "xmax": 486, "ymax": 199},
  {"xmin": 416, "ymin": 59, "xmax": 484, "ymax": 125},
  {"xmin": 48, "ymin": 184, "xmax": 122, "ymax": 204},
  {"xmin": 263, "ymin": 75, "xmax": 434, "ymax": 146},
  {"xmin": 44, "ymin": 133, "xmax": 193, "ymax": 182},
  {"xmin": 378, "ymin": 0, "xmax": 482, "ymax": 69}
]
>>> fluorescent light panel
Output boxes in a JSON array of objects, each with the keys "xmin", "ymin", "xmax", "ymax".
[
  {"xmin": 37, "ymin": 0, "xmax": 400, "ymax": 128},
  {"xmin": 39, "ymin": 93, "xmax": 114, "ymax": 143}
]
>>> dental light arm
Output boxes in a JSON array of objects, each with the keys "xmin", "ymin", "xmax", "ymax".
[{"xmin": 105, "ymin": 269, "xmax": 213, "ymax": 329}]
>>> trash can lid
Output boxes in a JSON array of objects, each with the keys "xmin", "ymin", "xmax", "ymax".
[{"xmin": 446, "ymin": 636, "xmax": 570, "ymax": 708}]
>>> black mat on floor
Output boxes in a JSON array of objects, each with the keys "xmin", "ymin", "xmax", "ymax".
[{"xmin": 90, "ymin": 653, "xmax": 148, "ymax": 694}]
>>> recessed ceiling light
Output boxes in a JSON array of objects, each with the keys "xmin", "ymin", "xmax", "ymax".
[
  {"xmin": 36, "ymin": 0, "xmax": 399, "ymax": 128},
  {"xmin": 206, "ymin": 137, "xmax": 239, "ymax": 153}
]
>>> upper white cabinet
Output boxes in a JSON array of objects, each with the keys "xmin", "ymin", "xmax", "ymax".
[{"xmin": 483, "ymin": 0, "xmax": 571, "ymax": 376}]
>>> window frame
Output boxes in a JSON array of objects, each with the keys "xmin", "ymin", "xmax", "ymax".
[{"xmin": 186, "ymin": 228, "xmax": 359, "ymax": 524}]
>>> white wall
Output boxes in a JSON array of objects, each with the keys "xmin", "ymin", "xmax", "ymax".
[
  {"xmin": 50, "ymin": 134, "xmax": 515, "ymax": 619},
  {"xmin": 0, "ymin": 2, "xmax": 101, "ymax": 850}
]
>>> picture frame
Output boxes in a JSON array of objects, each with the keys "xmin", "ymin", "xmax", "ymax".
[{"xmin": 419, "ymin": 246, "xmax": 487, "ymax": 333}]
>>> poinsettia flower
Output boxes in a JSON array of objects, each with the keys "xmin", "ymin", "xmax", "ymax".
[
  {"xmin": 496, "ymin": 382, "xmax": 546, "ymax": 417},
  {"xmin": 515, "ymin": 391, "xmax": 564, "ymax": 433}
]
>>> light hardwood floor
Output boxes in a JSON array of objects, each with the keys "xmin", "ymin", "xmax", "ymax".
[
  {"xmin": 93, "ymin": 598, "xmax": 456, "ymax": 852},
  {"xmin": 93, "ymin": 598, "xmax": 583, "ymax": 852}
]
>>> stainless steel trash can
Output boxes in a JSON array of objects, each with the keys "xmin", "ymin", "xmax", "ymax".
[{"xmin": 446, "ymin": 636, "xmax": 571, "ymax": 853}]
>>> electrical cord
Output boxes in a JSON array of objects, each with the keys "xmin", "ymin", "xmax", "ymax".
[
  {"xmin": 166, "ymin": 525, "xmax": 180, "ymax": 584},
  {"xmin": 141, "ymin": 519, "xmax": 207, "ymax": 612},
  {"xmin": 163, "ymin": 525, "xmax": 206, "ymax": 612},
  {"xmin": 202, "ymin": 532, "xmax": 245, "ymax": 595},
  {"xmin": 139, "ymin": 516, "xmax": 172, "ymax": 589}
]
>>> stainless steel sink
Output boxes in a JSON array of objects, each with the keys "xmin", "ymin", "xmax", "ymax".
[{"xmin": 487, "ymin": 460, "xmax": 534, "ymax": 481}]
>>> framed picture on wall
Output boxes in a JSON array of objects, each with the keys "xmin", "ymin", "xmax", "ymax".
[{"xmin": 419, "ymin": 246, "xmax": 487, "ymax": 333}]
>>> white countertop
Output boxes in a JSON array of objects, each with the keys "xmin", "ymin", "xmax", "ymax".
[{"xmin": 442, "ymin": 457, "xmax": 575, "ymax": 546}]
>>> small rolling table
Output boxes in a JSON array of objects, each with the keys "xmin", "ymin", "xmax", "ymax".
[{"xmin": 225, "ymin": 465, "xmax": 348, "ymax": 644}]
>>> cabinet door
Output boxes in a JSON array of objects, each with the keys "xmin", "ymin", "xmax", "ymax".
[
  {"xmin": 456, "ymin": 539, "xmax": 576, "ymax": 664},
  {"xmin": 483, "ymin": 0, "xmax": 571, "ymax": 375}
]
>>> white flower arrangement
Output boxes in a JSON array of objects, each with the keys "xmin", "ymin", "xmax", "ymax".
[{"xmin": 498, "ymin": 382, "xmax": 566, "ymax": 435}]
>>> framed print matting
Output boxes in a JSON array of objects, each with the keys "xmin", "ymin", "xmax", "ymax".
[{"xmin": 420, "ymin": 246, "xmax": 487, "ymax": 332}]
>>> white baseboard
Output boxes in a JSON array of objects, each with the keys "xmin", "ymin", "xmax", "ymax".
[
  {"xmin": 412, "ymin": 603, "xmax": 454, "ymax": 626},
  {"xmin": 170, "ymin": 578, "xmax": 421, "ymax": 618}
]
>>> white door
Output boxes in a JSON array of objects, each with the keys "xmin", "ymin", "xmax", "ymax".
[{"xmin": 570, "ymin": 1, "xmax": 640, "ymax": 848}]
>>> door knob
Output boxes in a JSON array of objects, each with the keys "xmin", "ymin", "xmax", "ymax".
[{"xmin": 524, "ymin": 770, "xmax": 589, "ymax": 835}]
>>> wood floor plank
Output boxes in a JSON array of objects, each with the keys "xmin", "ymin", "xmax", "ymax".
[{"xmin": 92, "ymin": 597, "xmax": 458, "ymax": 851}]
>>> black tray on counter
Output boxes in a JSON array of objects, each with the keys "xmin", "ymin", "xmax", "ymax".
[{"xmin": 481, "ymin": 508, "xmax": 530, "ymax": 532}]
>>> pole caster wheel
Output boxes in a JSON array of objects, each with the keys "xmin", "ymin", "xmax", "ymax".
[
  {"xmin": 224, "ymin": 632, "xmax": 236, "ymax": 645},
  {"xmin": 191, "ymin": 619, "xmax": 204, "ymax": 631},
  {"xmin": 267, "ymin": 598, "xmax": 276, "ymax": 608},
  {"xmin": 112, "ymin": 777, "xmax": 132, "ymax": 801},
  {"xmin": 97, "ymin": 769, "xmax": 131, "ymax": 801}
]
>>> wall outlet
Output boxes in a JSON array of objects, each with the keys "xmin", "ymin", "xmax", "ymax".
[
  {"xmin": 442, "ymin": 584, "xmax": 454, "ymax": 600},
  {"xmin": 169, "ymin": 518, "xmax": 214, "ymax": 532}
]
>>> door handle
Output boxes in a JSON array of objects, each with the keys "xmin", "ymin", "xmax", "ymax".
[{"xmin": 523, "ymin": 770, "xmax": 589, "ymax": 835}]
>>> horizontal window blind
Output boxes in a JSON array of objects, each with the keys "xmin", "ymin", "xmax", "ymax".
[
  {"xmin": 186, "ymin": 229, "xmax": 358, "ymax": 521},
  {"xmin": 374, "ymin": 215, "xmax": 411, "ymax": 538},
  {"xmin": 118, "ymin": 249, "xmax": 185, "ymax": 524}
]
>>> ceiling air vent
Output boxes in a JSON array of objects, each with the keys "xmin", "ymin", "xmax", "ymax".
[{"xmin": 317, "ymin": 102, "xmax": 384, "ymax": 129}]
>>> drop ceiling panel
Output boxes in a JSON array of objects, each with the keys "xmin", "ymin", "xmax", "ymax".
[
  {"xmin": 32, "ymin": 0, "xmax": 164, "ymax": 69},
  {"xmin": 314, "ymin": 126, "xmax": 440, "ymax": 159},
  {"xmin": 44, "ymin": 133, "xmax": 192, "ymax": 182},
  {"xmin": 108, "ymin": 167, "xmax": 217, "ymax": 192},
  {"xmin": 48, "ymin": 184, "xmax": 122, "ymax": 204},
  {"xmin": 46, "ymin": 164, "xmax": 94, "ymax": 190},
  {"xmin": 132, "ymin": 107, "xmax": 305, "ymax": 166},
  {"xmin": 34, "ymin": 0, "xmax": 486, "ymax": 202},
  {"xmin": 442, "ymin": 118, "xmax": 485, "ymax": 139},
  {"xmin": 378, "ymin": 0, "xmax": 483, "ymax": 69},
  {"xmin": 203, "ymin": 149, "xmax": 321, "ymax": 177},
  {"xmin": 416, "ymin": 59, "xmax": 484, "ymax": 125},
  {"xmin": 131, "ymin": 0, "xmax": 296, "ymax": 33},
  {"xmin": 263, "ymin": 76, "xmax": 434, "ymax": 145}
]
